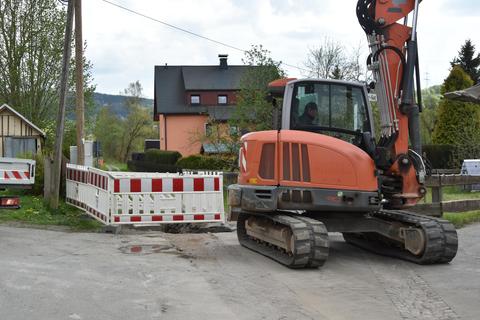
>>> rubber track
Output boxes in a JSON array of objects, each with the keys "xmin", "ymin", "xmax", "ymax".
[
  {"xmin": 343, "ymin": 210, "xmax": 458, "ymax": 264},
  {"xmin": 237, "ymin": 212, "xmax": 329, "ymax": 269},
  {"xmin": 295, "ymin": 216, "xmax": 329, "ymax": 268}
]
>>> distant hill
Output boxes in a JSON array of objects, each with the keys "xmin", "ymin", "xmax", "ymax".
[{"xmin": 93, "ymin": 92, "xmax": 153, "ymax": 117}]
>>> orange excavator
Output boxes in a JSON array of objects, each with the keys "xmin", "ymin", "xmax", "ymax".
[{"xmin": 228, "ymin": 0, "xmax": 458, "ymax": 268}]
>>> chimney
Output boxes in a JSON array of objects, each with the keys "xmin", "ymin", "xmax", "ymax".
[{"xmin": 219, "ymin": 54, "xmax": 228, "ymax": 69}]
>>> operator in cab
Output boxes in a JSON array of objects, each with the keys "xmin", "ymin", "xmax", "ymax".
[{"xmin": 299, "ymin": 102, "xmax": 318, "ymax": 125}]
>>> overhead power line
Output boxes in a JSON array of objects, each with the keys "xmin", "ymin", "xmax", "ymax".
[{"xmin": 99, "ymin": 0, "xmax": 308, "ymax": 73}]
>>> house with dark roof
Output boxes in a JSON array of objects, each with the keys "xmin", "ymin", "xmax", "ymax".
[{"xmin": 154, "ymin": 54, "xmax": 251, "ymax": 156}]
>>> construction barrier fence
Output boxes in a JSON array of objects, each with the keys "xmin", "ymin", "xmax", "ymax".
[{"xmin": 66, "ymin": 164, "xmax": 225, "ymax": 226}]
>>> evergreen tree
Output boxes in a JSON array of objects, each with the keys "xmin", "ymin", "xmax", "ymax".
[
  {"xmin": 451, "ymin": 39, "xmax": 480, "ymax": 84},
  {"xmin": 432, "ymin": 66, "xmax": 480, "ymax": 146}
]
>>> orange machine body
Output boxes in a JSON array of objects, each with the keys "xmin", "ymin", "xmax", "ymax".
[{"xmin": 238, "ymin": 130, "xmax": 378, "ymax": 193}]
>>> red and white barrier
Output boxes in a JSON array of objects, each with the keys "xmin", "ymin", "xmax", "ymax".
[
  {"xmin": 66, "ymin": 164, "xmax": 225, "ymax": 226},
  {"xmin": 0, "ymin": 157, "xmax": 35, "ymax": 186}
]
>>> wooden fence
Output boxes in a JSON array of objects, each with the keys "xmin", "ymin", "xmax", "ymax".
[{"xmin": 408, "ymin": 174, "xmax": 480, "ymax": 217}]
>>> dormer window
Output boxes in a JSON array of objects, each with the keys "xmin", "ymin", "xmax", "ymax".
[
  {"xmin": 217, "ymin": 95, "xmax": 228, "ymax": 105},
  {"xmin": 190, "ymin": 95, "xmax": 200, "ymax": 105}
]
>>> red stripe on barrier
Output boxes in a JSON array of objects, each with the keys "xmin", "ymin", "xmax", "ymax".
[
  {"xmin": 13, "ymin": 171, "xmax": 21, "ymax": 179},
  {"xmin": 214, "ymin": 177, "xmax": 220, "ymax": 191},
  {"xmin": 173, "ymin": 178, "xmax": 183, "ymax": 192},
  {"xmin": 152, "ymin": 179, "xmax": 162, "ymax": 192},
  {"xmin": 130, "ymin": 179, "xmax": 141, "ymax": 192},
  {"xmin": 194, "ymin": 214, "xmax": 204, "ymax": 220},
  {"xmin": 24, "ymin": 172, "xmax": 30, "ymax": 178},
  {"xmin": 173, "ymin": 215, "xmax": 184, "ymax": 221},
  {"xmin": 4, "ymin": 172, "xmax": 9, "ymax": 179},
  {"xmin": 214, "ymin": 214, "xmax": 221, "ymax": 220},
  {"xmin": 114, "ymin": 179, "xmax": 120, "ymax": 193},
  {"xmin": 193, "ymin": 178, "xmax": 204, "ymax": 191},
  {"xmin": 131, "ymin": 216, "xmax": 141, "ymax": 222},
  {"xmin": 152, "ymin": 215, "xmax": 163, "ymax": 221}
]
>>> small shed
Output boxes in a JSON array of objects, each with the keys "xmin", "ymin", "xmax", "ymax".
[
  {"xmin": 0, "ymin": 103, "xmax": 45, "ymax": 157},
  {"xmin": 461, "ymin": 159, "xmax": 480, "ymax": 191}
]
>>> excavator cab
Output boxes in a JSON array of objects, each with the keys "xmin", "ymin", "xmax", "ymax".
[{"xmin": 271, "ymin": 79, "xmax": 376, "ymax": 156}]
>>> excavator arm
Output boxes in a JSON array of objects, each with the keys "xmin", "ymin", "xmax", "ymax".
[{"xmin": 357, "ymin": 0, "xmax": 426, "ymax": 208}]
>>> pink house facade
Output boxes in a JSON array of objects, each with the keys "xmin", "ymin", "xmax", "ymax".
[{"xmin": 154, "ymin": 55, "xmax": 250, "ymax": 156}]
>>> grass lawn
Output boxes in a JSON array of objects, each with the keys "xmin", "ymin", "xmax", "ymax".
[
  {"xmin": 0, "ymin": 191, "xmax": 102, "ymax": 231},
  {"xmin": 443, "ymin": 211, "xmax": 480, "ymax": 228}
]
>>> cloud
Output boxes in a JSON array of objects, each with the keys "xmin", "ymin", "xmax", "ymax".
[{"xmin": 84, "ymin": 0, "xmax": 480, "ymax": 97}]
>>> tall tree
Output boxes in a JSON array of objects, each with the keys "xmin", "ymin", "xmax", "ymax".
[
  {"xmin": 419, "ymin": 85, "xmax": 441, "ymax": 144},
  {"xmin": 94, "ymin": 81, "xmax": 156, "ymax": 162},
  {"xmin": 0, "ymin": 0, "xmax": 94, "ymax": 128},
  {"xmin": 0, "ymin": 0, "xmax": 65, "ymax": 125},
  {"xmin": 451, "ymin": 39, "xmax": 480, "ymax": 84},
  {"xmin": 304, "ymin": 38, "xmax": 364, "ymax": 81},
  {"xmin": 231, "ymin": 44, "xmax": 286, "ymax": 132},
  {"xmin": 120, "ymin": 81, "xmax": 156, "ymax": 162},
  {"xmin": 432, "ymin": 66, "xmax": 480, "ymax": 146}
]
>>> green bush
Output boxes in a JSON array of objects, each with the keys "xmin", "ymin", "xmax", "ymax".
[
  {"xmin": 127, "ymin": 160, "xmax": 180, "ymax": 173},
  {"xmin": 423, "ymin": 144, "xmax": 480, "ymax": 169},
  {"xmin": 423, "ymin": 144, "xmax": 455, "ymax": 169},
  {"xmin": 144, "ymin": 149, "xmax": 182, "ymax": 165},
  {"xmin": 176, "ymin": 155, "xmax": 231, "ymax": 171}
]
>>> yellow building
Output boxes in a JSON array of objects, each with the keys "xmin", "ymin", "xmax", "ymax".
[{"xmin": 0, "ymin": 104, "xmax": 45, "ymax": 157}]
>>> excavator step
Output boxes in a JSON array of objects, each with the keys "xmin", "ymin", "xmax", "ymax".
[
  {"xmin": 343, "ymin": 210, "xmax": 458, "ymax": 264},
  {"xmin": 237, "ymin": 212, "xmax": 329, "ymax": 269}
]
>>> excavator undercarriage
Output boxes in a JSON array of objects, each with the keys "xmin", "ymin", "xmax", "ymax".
[{"xmin": 235, "ymin": 209, "xmax": 458, "ymax": 268}]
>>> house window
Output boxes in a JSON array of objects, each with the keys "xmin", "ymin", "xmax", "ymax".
[
  {"xmin": 229, "ymin": 125, "xmax": 239, "ymax": 135},
  {"xmin": 4, "ymin": 137, "xmax": 37, "ymax": 157},
  {"xmin": 190, "ymin": 95, "xmax": 200, "ymax": 105},
  {"xmin": 218, "ymin": 95, "xmax": 228, "ymax": 105},
  {"xmin": 205, "ymin": 123, "xmax": 212, "ymax": 136}
]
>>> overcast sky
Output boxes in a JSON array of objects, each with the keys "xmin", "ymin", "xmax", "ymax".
[{"xmin": 83, "ymin": 0, "xmax": 480, "ymax": 98}]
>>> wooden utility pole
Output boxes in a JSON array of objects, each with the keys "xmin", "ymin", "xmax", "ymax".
[
  {"xmin": 75, "ymin": 0, "xmax": 85, "ymax": 165},
  {"xmin": 49, "ymin": 0, "xmax": 75, "ymax": 209}
]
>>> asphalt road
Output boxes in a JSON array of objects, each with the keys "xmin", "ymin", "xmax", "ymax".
[{"xmin": 0, "ymin": 223, "xmax": 479, "ymax": 320}]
